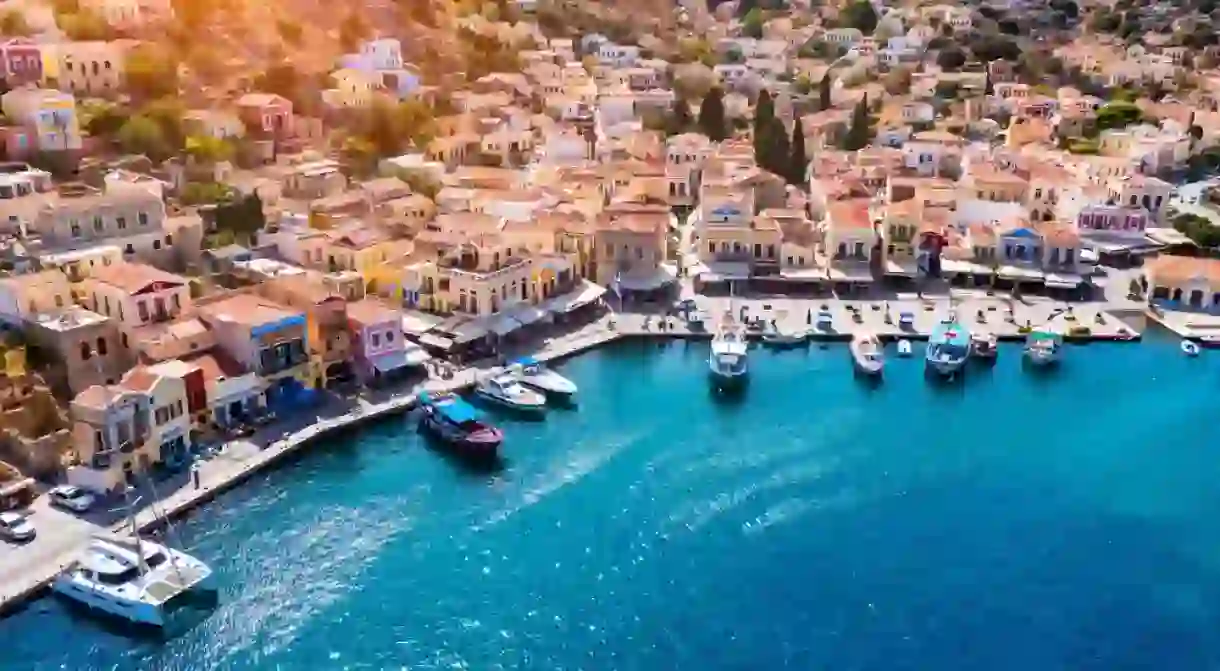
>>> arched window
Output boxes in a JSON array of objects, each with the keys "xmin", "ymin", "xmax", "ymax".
[
  {"xmin": 80, "ymin": 342, "xmax": 92, "ymax": 360},
  {"xmin": 97, "ymin": 337, "xmax": 108, "ymax": 356}
]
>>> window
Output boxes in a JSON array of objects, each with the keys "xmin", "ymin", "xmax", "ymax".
[
  {"xmin": 137, "ymin": 301, "xmax": 149, "ymax": 322},
  {"xmin": 103, "ymin": 296, "xmax": 110, "ymax": 314},
  {"xmin": 70, "ymin": 222, "xmax": 81, "ymax": 238},
  {"xmin": 386, "ymin": 331, "xmax": 395, "ymax": 343},
  {"xmin": 55, "ymin": 295, "xmax": 63, "ymax": 307},
  {"xmin": 93, "ymin": 216, "xmax": 103, "ymax": 232},
  {"xmin": 371, "ymin": 333, "xmax": 380, "ymax": 347},
  {"xmin": 121, "ymin": 333, "xmax": 128, "ymax": 348},
  {"xmin": 166, "ymin": 234, "xmax": 173, "ymax": 246},
  {"xmin": 80, "ymin": 342, "xmax": 91, "ymax": 360},
  {"xmin": 97, "ymin": 337, "xmax": 107, "ymax": 356},
  {"xmin": 138, "ymin": 212, "xmax": 148, "ymax": 226},
  {"xmin": 171, "ymin": 294, "xmax": 180, "ymax": 310},
  {"xmin": 153, "ymin": 240, "xmax": 161, "ymax": 250},
  {"xmin": 116, "ymin": 216, "xmax": 126, "ymax": 230},
  {"xmin": 125, "ymin": 244, "xmax": 134, "ymax": 254}
]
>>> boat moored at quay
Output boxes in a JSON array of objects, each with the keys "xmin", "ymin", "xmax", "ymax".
[
  {"xmin": 417, "ymin": 391, "xmax": 503, "ymax": 456},
  {"xmin": 708, "ymin": 312, "xmax": 749, "ymax": 391},
  {"xmin": 925, "ymin": 318, "xmax": 971, "ymax": 378}
]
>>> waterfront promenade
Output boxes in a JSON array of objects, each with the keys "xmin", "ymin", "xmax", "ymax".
[{"xmin": 0, "ymin": 293, "xmax": 1141, "ymax": 614}]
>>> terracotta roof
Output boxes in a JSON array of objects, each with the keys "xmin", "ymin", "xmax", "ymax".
[
  {"xmin": 117, "ymin": 366, "xmax": 159, "ymax": 393},
  {"xmin": 345, "ymin": 298, "xmax": 400, "ymax": 326},
  {"xmin": 88, "ymin": 263, "xmax": 186, "ymax": 295},
  {"xmin": 826, "ymin": 199, "xmax": 873, "ymax": 230},
  {"xmin": 1147, "ymin": 255, "xmax": 1220, "ymax": 288},
  {"xmin": 198, "ymin": 294, "xmax": 300, "ymax": 327}
]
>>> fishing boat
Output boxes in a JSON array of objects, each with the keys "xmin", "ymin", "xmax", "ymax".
[
  {"xmin": 761, "ymin": 325, "xmax": 809, "ymax": 348},
  {"xmin": 708, "ymin": 311, "xmax": 749, "ymax": 390},
  {"xmin": 417, "ymin": 391, "xmax": 503, "ymax": 455},
  {"xmin": 850, "ymin": 332, "xmax": 885, "ymax": 376},
  {"xmin": 1182, "ymin": 340, "xmax": 1201, "ymax": 357},
  {"xmin": 970, "ymin": 331, "xmax": 998, "ymax": 360},
  {"xmin": 53, "ymin": 530, "xmax": 214, "ymax": 627},
  {"xmin": 1023, "ymin": 327, "xmax": 1063, "ymax": 367},
  {"xmin": 507, "ymin": 357, "xmax": 577, "ymax": 400},
  {"xmin": 925, "ymin": 318, "xmax": 971, "ymax": 378},
  {"xmin": 474, "ymin": 373, "xmax": 548, "ymax": 415},
  {"xmin": 896, "ymin": 339, "xmax": 913, "ymax": 357}
]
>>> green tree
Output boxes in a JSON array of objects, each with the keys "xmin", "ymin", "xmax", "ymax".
[
  {"xmin": 124, "ymin": 45, "xmax": 180, "ymax": 102},
  {"xmin": 0, "ymin": 10, "xmax": 31, "ymax": 36},
  {"xmin": 788, "ymin": 117, "xmax": 807, "ymax": 186},
  {"xmin": 698, "ymin": 86, "xmax": 728, "ymax": 141},
  {"xmin": 140, "ymin": 97, "xmax": 187, "ymax": 152},
  {"xmin": 277, "ymin": 18, "xmax": 303, "ymax": 46},
  {"xmin": 79, "ymin": 100, "xmax": 129, "ymax": 139},
  {"xmin": 937, "ymin": 47, "xmax": 968, "ymax": 71},
  {"xmin": 339, "ymin": 12, "xmax": 370, "ymax": 52},
  {"xmin": 842, "ymin": 94, "xmax": 871, "ymax": 151},
  {"xmin": 841, "ymin": 0, "xmax": 878, "ymax": 34},
  {"xmin": 767, "ymin": 118, "xmax": 789, "ymax": 178},
  {"xmin": 1096, "ymin": 101, "xmax": 1142, "ymax": 131},
  {"xmin": 214, "ymin": 192, "xmax": 266, "ymax": 243},
  {"xmin": 818, "ymin": 74, "xmax": 832, "ymax": 111},
  {"xmin": 185, "ymin": 135, "xmax": 234, "ymax": 164},
  {"xmin": 117, "ymin": 116, "xmax": 171, "ymax": 161},
  {"xmin": 742, "ymin": 7, "xmax": 764, "ymax": 38},
  {"xmin": 57, "ymin": 10, "xmax": 111, "ymax": 40},
  {"xmin": 665, "ymin": 97, "xmax": 694, "ymax": 136},
  {"xmin": 753, "ymin": 89, "xmax": 774, "ymax": 168}
]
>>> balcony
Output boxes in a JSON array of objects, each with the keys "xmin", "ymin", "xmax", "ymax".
[{"xmin": 259, "ymin": 340, "xmax": 310, "ymax": 375}]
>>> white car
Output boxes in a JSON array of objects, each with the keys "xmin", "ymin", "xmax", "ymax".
[
  {"xmin": 48, "ymin": 485, "xmax": 96, "ymax": 513},
  {"xmin": 0, "ymin": 511, "xmax": 35, "ymax": 543}
]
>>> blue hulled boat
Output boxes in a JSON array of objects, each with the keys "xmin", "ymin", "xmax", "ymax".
[{"xmin": 417, "ymin": 392, "xmax": 503, "ymax": 457}]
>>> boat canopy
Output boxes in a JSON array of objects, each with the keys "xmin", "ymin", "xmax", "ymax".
[
  {"xmin": 435, "ymin": 396, "xmax": 478, "ymax": 423},
  {"xmin": 1029, "ymin": 329, "xmax": 1061, "ymax": 341}
]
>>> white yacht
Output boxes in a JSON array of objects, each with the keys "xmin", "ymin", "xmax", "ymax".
[
  {"xmin": 53, "ymin": 534, "xmax": 214, "ymax": 627},
  {"xmin": 1024, "ymin": 327, "xmax": 1063, "ymax": 367},
  {"xmin": 507, "ymin": 357, "xmax": 577, "ymax": 400},
  {"xmin": 475, "ymin": 372, "xmax": 548, "ymax": 414},
  {"xmin": 708, "ymin": 312, "xmax": 749, "ymax": 390}
]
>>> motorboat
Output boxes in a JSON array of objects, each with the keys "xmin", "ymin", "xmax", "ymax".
[
  {"xmin": 417, "ymin": 391, "xmax": 503, "ymax": 455},
  {"xmin": 507, "ymin": 357, "xmax": 577, "ymax": 400},
  {"xmin": 474, "ymin": 373, "xmax": 548, "ymax": 415},
  {"xmin": 53, "ymin": 534, "xmax": 214, "ymax": 627},
  {"xmin": 925, "ymin": 319, "xmax": 970, "ymax": 378},
  {"xmin": 850, "ymin": 332, "xmax": 885, "ymax": 376},
  {"xmin": 1024, "ymin": 327, "xmax": 1063, "ymax": 367},
  {"xmin": 896, "ymin": 339, "xmax": 913, "ymax": 357},
  {"xmin": 1182, "ymin": 340, "xmax": 1201, "ymax": 357},
  {"xmin": 761, "ymin": 325, "xmax": 809, "ymax": 348},
  {"xmin": 708, "ymin": 311, "xmax": 749, "ymax": 390},
  {"xmin": 970, "ymin": 331, "xmax": 998, "ymax": 360}
]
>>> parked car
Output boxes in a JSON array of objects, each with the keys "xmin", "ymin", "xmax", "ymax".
[
  {"xmin": 48, "ymin": 485, "xmax": 96, "ymax": 513},
  {"xmin": 0, "ymin": 511, "xmax": 35, "ymax": 543}
]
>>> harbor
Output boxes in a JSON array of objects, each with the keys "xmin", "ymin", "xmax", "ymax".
[
  {"xmin": 0, "ymin": 292, "xmax": 1149, "ymax": 618},
  {"xmin": 3, "ymin": 332, "xmax": 1217, "ymax": 670}
]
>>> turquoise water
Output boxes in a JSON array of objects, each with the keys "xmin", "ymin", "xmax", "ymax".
[{"xmin": 4, "ymin": 338, "xmax": 1220, "ymax": 670}]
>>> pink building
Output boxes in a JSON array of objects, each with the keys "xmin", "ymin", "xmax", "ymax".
[
  {"xmin": 1076, "ymin": 204, "xmax": 1148, "ymax": 237},
  {"xmin": 0, "ymin": 39, "xmax": 43, "ymax": 89},
  {"xmin": 236, "ymin": 93, "xmax": 295, "ymax": 139},
  {"xmin": 345, "ymin": 298, "xmax": 412, "ymax": 385}
]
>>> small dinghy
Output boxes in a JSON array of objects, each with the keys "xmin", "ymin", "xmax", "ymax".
[{"xmin": 1182, "ymin": 340, "xmax": 1201, "ymax": 357}]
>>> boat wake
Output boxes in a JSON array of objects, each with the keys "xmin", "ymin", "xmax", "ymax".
[
  {"xmin": 193, "ymin": 500, "xmax": 408, "ymax": 664},
  {"xmin": 741, "ymin": 488, "xmax": 863, "ymax": 535},
  {"xmin": 472, "ymin": 430, "xmax": 648, "ymax": 532}
]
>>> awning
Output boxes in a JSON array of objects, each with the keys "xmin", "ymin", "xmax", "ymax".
[
  {"xmin": 507, "ymin": 302, "xmax": 549, "ymax": 326},
  {"xmin": 451, "ymin": 318, "xmax": 490, "ymax": 344},
  {"xmin": 371, "ymin": 350, "xmax": 413, "ymax": 373},
  {"xmin": 418, "ymin": 333, "xmax": 454, "ymax": 351},
  {"xmin": 403, "ymin": 344, "xmax": 432, "ymax": 366},
  {"xmin": 490, "ymin": 315, "xmax": 521, "ymax": 336},
  {"xmin": 617, "ymin": 264, "xmax": 678, "ymax": 291},
  {"xmin": 779, "ymin": 268, "xmax": 827, "ymax": 281},
  {"xmin": 883, "ymin": 260, "xmax": 918, "ymax": 277},
  {"xmin": 998, "ymin": 265, "xmax": 1042, "ymax": 280},
  {"xmin": 560, "ymin": 281, "xmax": 607, "ymax": 312},
  {"xmin": 826, "ymin": 266, "xmax": 874, "ymax": 282},
  {"xmin": 401, "ymin": 311, "xmax": 443, "ymax": 335},
  {"xmin": 698, "ymin": 262, "xmax": 751, "ymax": 282},
  {"xmin": 1044, "ymin": 273, "xmax": 1083, "ymax": 289}
]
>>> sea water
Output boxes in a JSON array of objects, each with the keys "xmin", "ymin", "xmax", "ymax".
[{"xmin": 3, "ymin": 338, "xmax": 1220, "ymax": 670}]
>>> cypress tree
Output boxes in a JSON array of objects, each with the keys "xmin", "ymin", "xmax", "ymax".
[
  {"xmin": 843, "ymin": 93, "xmax": 871, "ymax": 151},
  {"xmin": 666, "ymin": 96, "xmax": 693, "ymax": 136},
  {"xmin": 768, "ymin": 118, "xmax": 789, "ymax": 179},
  {"xmin": 788, "ymin": 117, "xmax": 807, "ymax": 186},
  {"xmin": 818, "ymin": 74, "xmax": 832, "ymax": 111},
  {"xmin": 698, "ymin": 86, "xmax": 728, "ymax": 141},
  {"xmin": 753, "ymin": 89, "xmax": 775, "ymax": 172}
]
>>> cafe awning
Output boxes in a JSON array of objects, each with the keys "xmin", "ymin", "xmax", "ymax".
[
  {"xmin": 418, "ymin": 333, "xmax": 454, "ymax": 351},
  {"xmin": 401, "ymin": 311, "xmax": 444, "ymax": 335},
  {"xmin": 617, "ymin": 264, "xmax": 678, "ymax": 291},
  {"xmin": 451, "ymin": 318, "xmax": 490, "ymax": 344},
  {"xmin": 507, "ymin": 302, "xmax": 549, "ymax": 326},
  {"xmin": 490, "ymin": 314, "xmax": 521, "ymax": 336},
  {"xmin": 371, "ymin": 350, "xmax": 413, "ymax": 373},
  {"xmin": 542, "ymin": 280, "xmax": 607, "ymax": 313},
  {"xmin": 1044, "ymin": 273, "xmax": 1083, "ymax": 289}
]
